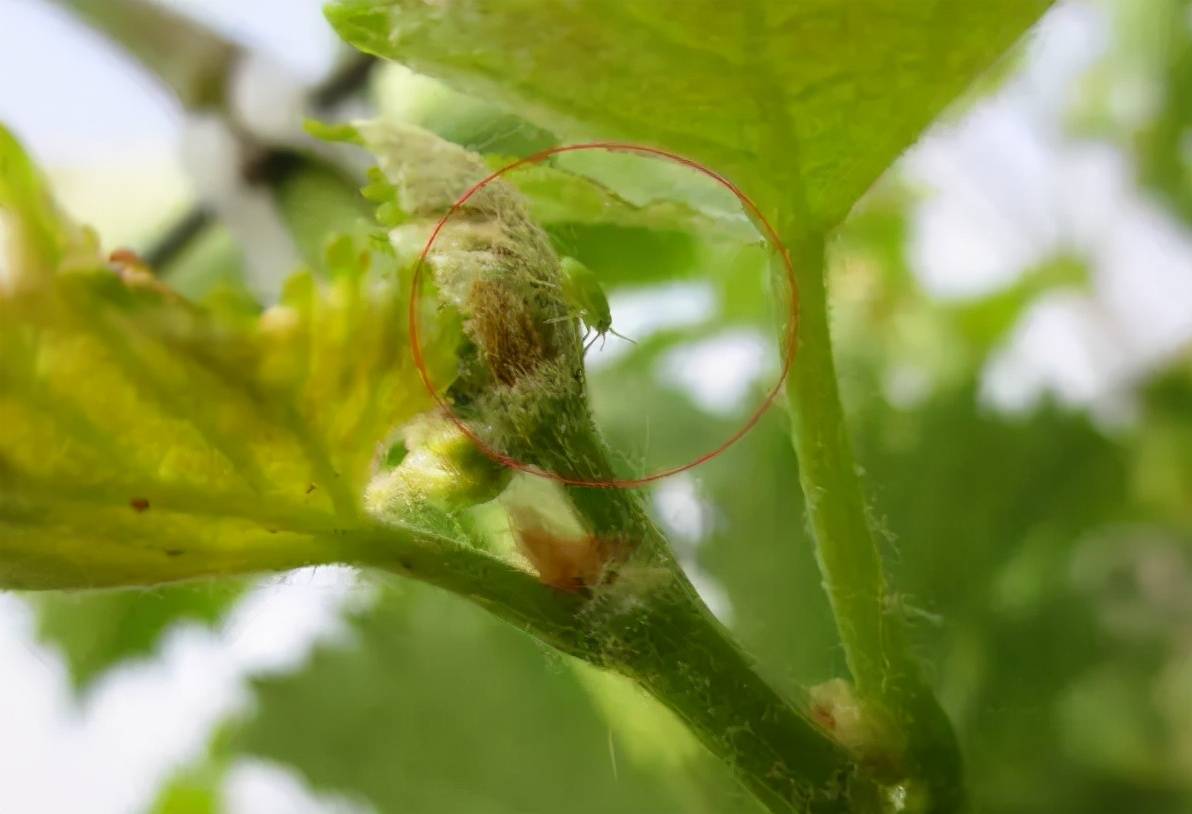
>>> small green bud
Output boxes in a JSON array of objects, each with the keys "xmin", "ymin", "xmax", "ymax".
[{"xmin": 365, "ymin": 413, "xmax": 512, "ymax": 516}]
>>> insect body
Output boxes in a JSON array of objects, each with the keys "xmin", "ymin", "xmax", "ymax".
[{"xmin": 557, "ymin": 257, "xmax": 635, "ymax": 352}]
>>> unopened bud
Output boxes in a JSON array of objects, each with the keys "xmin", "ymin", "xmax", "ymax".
[{"xmin": 365, "ymin": 413, "xmax": 511, "ymax": 516}]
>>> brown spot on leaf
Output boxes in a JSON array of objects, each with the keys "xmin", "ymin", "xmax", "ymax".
[{"xmin": 129, "ymin": 498, "xmax": 150, "ymax": 513}]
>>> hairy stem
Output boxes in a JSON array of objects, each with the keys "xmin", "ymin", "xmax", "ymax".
[
  {"xmin": 776, "ymin": 232, "xmax": 962, "ymax": 810},
  {"xmin": 608, "ymin": 574, "xmax": 878, "ymax": 814},
  {"xmin": 345, "ymin": 515, "xmax": 876, "ymax": 813},
  {"xmin": 496, "ymin": 408, "xmax": 882, "ymax": 811}
]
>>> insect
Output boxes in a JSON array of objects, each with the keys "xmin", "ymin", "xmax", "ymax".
[{"xmin": 556, "ymin": 257, "xmax": 636, "ymax": 352}]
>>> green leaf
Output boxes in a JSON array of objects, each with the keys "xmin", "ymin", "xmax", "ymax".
[
  {"xmin": 328, "ymin": 0, "xmax": 1053, "ymax": 226},
  {"xmin": 33, "ymin": 581, "xmax": 244, "ymax": 691},
  {"xmin": 149, "ymin": 775, "xmax": 223, "ymax": 814},
  {"xmin": 831, "ymin": 189, "xmax": 1093, "ymax": 391},
  {"xmin": 373, "ymin": 63, "xmax": 557, "ymax": 156},
  {"xmin": 147, "ymin": 739, "xmax": 231, "ymax": 814},
  {"xmin": 1134, "ymin": 366, "xmax": 1192, "ymax": 529},
  {"xmin": 487, "ymin": 155, "xmax": 755, "ymax": 239},
  {"xmin": 1077, "ymin": 0, "xmax": 1192, "ymax": 225},
  {"xmin": 232, "ymin": 581, "xmax": 755, "ymax": 814},
  {"xmin": 949, "ymin": 254, "xmax": 1090, "ymax": 350},
  {"xmin": 854, "ymin": 388, "xmax": 1135, "ymax": 814}
]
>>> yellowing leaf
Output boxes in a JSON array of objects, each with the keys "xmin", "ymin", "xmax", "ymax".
[
  {"xmin": 0, "ymin": 128, "xmax": 454, "ymax": 589},
  {"xmin": 0, "ymin": 125, "xmax": 100, "ymax": 284}
]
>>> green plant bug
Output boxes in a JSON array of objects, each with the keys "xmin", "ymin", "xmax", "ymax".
[{"xmin": 556, "ymin": 256, "xmax": 636, "ymax": 352}]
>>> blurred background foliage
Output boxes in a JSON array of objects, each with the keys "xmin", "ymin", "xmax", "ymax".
[{"xmin": 4, "ymin": 0, "xmax": 1192, "ymax": 812}]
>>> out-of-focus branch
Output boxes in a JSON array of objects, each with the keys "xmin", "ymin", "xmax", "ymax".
[
  {"xmin": 312, "ymin": 54, "xmax": 377, "ymax": 110},
  {"xmin": 148, "ymin": 54, "xmax": 378, "ymax": 271},
  {"xmin": 46, "ymin": 0, "xmax": 237, "ymax": 110},
  {"xmin": 138, "ymin": 56, "xmax": 377, "ymax": 270},
  {"xmin": 46, "ymin": 0, "xmax": 377, "ymax": 272},
  {"xmin": 141, "ymin": 207, "xmax": 213, "ymax": 269}
]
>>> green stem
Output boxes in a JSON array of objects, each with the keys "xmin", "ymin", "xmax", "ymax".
[
  {"xmin": 445, "ymin": 388, "xmax": 876, "ymax": 809},
  {"xmin": 496, "ymin": 412, "xmax": 884, "ymax": 811},
  {"xmin": 346, "ymin": 519, "xmax": 876, "ymax": 813},
  {"xmin": 777, "ymin": 232, "xmax": 962, "ymax": 810},
  {"xmin": 46, "ymin": 0, "xmax": 236, "ymax": 110},
  {"xmin": 609, "ymin": 576, "xmax": 879, "ymax": 814}
]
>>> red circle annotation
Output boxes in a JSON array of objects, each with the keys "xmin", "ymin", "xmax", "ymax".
[{"xmin": 408, "ymin": 142, "xmax": 799, "ymax": 490}]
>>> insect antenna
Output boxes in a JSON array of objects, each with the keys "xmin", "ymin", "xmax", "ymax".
[{"xmin": 609, "ymin": 328, "xmax": 637, "ymax": 345}]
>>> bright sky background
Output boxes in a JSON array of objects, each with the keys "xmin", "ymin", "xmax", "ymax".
[{"xmin": 1, "ymin": 1, "xmax": 1191, "ymax": 812}]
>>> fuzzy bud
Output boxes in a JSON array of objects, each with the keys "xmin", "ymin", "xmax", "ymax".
[{"xmin": 365, "ymin": 413, "xmax": 511, "ymax": 516}]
